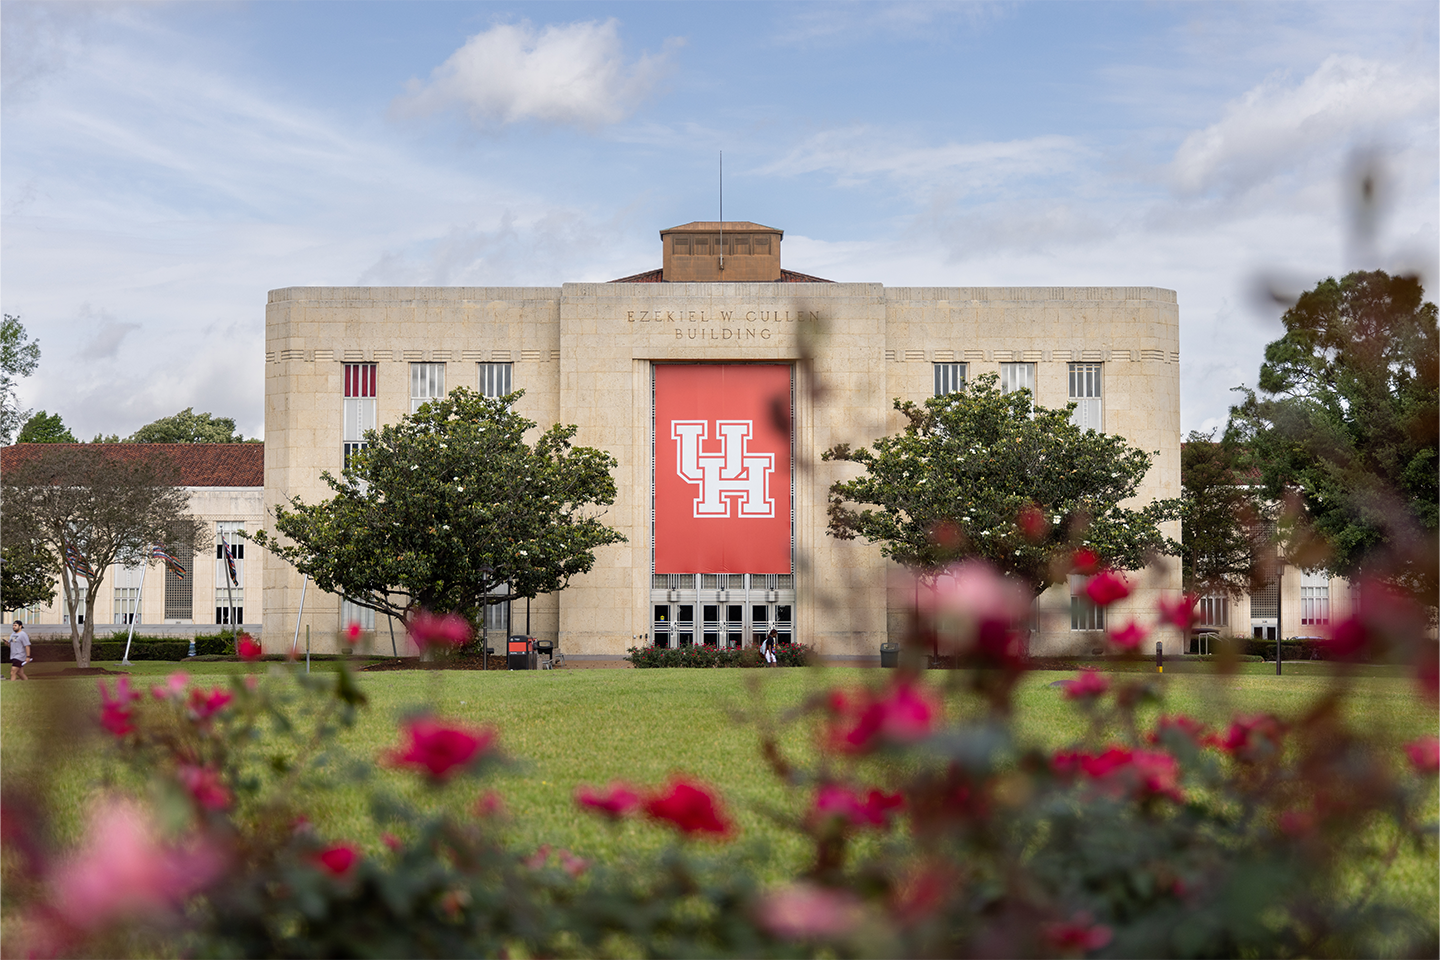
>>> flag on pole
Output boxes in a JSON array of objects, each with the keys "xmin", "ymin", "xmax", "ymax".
[
  {"xmin": 151, "ymin": 545, "xmax": 186, "ymax": 579},
  {"xmin": 219, "ymin": 534, "xmax": 238, "ymax": 586},
  {"xmin": 63, "ymin": 544, "xmax": 96, "ymax": 579}
]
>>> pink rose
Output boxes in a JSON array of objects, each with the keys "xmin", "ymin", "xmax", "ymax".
[
  {"xmin": 1404, "ymin": 736, "xmax": 1439, "ymax": 774},
  {"xmin": 1108, "ymin": 619, "xmax": 1149, "ymax": 650},
  {"xmin": 1061, "ymin": 669, "xmax": 1109, "ymax": 700},
  {"xmin": 576, "ymin": 782, "xmax": 644, "ymax": 820},
  {"xmin": 758, "ymin": 883, "xmax": 864, "ymax": 941},
  {"xmin": 316, "ymin": 843, "xmax": 360, "ymax": 876},
  {"xmin": 237, "ymin": 634, "xmax": 262, "ymax": 660},
  {"xmin": 177, "ymin": 765, "xmax": 231, "ymax": 811},
  {"xmin": 1084, "ymin": 570, "xmax": 1130, "ymax": 606},
  {"xmin": 407, "ymin": 610, "xmax": 472, "ymax": 650},
  {"xmin": 643, "ymin": 778, "xmax": 733, "ymax": 838}
]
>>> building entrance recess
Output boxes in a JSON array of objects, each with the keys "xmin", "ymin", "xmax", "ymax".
[{"xmin": 650, "ymin": 574, "xmax": 795, "ymax": 648}]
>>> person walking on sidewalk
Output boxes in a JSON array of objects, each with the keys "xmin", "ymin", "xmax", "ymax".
[
  {"xmin": 9, "ymin": 621, "xmax": 32, "ymax": 680},
  {"xmin": 763, "ymin": 628, "xmax": 778, "ymax": 666}
]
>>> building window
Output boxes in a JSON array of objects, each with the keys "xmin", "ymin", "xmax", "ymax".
[
  {"xmin": 1197, "ymin": 593, "xmax": 1228, "ymax": 628},
  {"xmin": 63, "ymin": 583, "xmax": 87, "ymax": 625},
  {"xmin": 215, "ymin": 521, "xmax": 245, "ymax": 626},
  {"xmin": 673, "ymin": 237, "xmax": 691, "ymax": 255},
  {"xmin": 1000, "ymin": 362, "xmax": 1035, "ymax": 396},
  {"xmin": 1068, "ymin": 362, "xmax": 1103, "ymax": 431},
  {"xmin": 341, "ymin": 598, "xmax": 375, "ymax": 631},
  {"xmin": 163, "ymin": 541, "xmax": 194, "ymax": 621},
  {"xmin": 478, "ymin": 362, "xmax": 512, "ymax": 398},
  {"xmin": 1300, "ymin": 570, "xmax": 1330, "ymax": 626},
  {"xmin": 344, "ymin": 363, "xmax": 377, "ymax": 469},
  {"xmin": 1069, "ymin": 575, "xmax": 1105, "ymax": 631},
  {"xmin": 113, "ymin": 563, "xmax": 143, "ymax": 624},
  {"xmin": 934, "ymin": 362, "xmax": 966, "ymax": 396},
  {"xmin": 410, "ymin": 362, "xmax": 446, "ymax": 414}
]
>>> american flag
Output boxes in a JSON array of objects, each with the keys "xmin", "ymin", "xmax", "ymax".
[
  {"xmin": 219, "ymin": 534, "xmax": 238, "ymax": 586},
  {"xmin": 151, "ymin": 545, "xmax": 186, "ymax": 579},
  {"xmin": 63, "ymin": 544, "xmax": 96, "ymax": 579}
]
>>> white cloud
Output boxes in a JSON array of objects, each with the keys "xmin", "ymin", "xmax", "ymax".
[
  {"xmin": 756, "ymin": 126, "xmax": 1084, "ymax": 197},
  {"xmin": 392, "ymin": 19, "xmax": 676, "ymax": 129},
  {"xmin": 1170, "ymin": 55, "xmax": 1438, "ymax": 197}
]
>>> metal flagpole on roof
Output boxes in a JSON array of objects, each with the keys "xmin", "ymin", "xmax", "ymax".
[
  {"xmin": 718, "ymin": 150, "xmax": 723, "ymax": 275},
  {"xmin": 221, "ymin": 532, "xmax": 238, "ymax": 638}
]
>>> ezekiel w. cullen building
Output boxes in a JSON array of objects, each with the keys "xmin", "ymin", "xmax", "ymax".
[{"xmin": 262, "ymin": 221, "xmax": 1182, "ymax": 658}]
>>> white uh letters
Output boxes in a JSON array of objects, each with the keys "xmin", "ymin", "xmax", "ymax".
[{"xmin": 672, "ymin": 420, "xmax": 775, "ymax": 519}]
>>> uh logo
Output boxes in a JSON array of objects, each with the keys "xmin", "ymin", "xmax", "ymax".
[{"xmin": 671, "ymin": 420, "xmax": 775, "ymax": 519}]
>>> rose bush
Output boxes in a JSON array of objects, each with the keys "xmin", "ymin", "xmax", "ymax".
[{"xmin": 3, "ymin": 565, "xmax": 1436, "ymax": 958}]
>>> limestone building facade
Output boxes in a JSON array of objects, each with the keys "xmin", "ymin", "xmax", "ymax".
[{"xmin": 262, "ymin": 222, "xmax": 1183, "ymax": 657}]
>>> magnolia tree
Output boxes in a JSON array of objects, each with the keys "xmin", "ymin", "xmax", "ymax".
[
  {"xmin": 823, "ymin": 374, "xmax": 1181, "ymax": 596},
  {"xmin": 252, "ymin": 388, "xmax": 626, "ymax": 630}
]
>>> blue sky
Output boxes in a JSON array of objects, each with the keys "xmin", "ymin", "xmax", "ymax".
[{"xmin": 3, "ymin": 1, "xmax": 1435, "ymax": 442}]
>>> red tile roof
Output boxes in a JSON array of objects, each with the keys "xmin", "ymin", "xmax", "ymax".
[
  {"xmin": 609, "ymin": 267, "xmax": 833, "ymax": 283},
  {"xmin": 1, "ymin": 443, "xmax": 264, "ymax": 487}
]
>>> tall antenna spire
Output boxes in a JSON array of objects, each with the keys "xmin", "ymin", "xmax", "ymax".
[{"xmin": 718, "ymin": 150, "xmax": 724, "ymax": 274}]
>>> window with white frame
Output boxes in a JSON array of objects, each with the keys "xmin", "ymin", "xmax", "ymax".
[
  {"xmin": 410, "ymin": 362, "xmax": 446, "ymax": 414},
  {"xmin": 215, "ymin": 521, "xmax": 245, "ymax": 625},
  {"xmin": 113, "ymin": 562, "xmax": 144, "ymax": 624},
  {"xmin": 340, "ymin": 597, "xmax": 375, "ymax": 631},
  {"xmin": 1000, "ymin": 362, "xmax": 1035, "ymax": 396},
  {"xmin": 933, "ymin": 362, "xmax": 966, "ymax": 396},
  {"xmin": 480, "ymin": 582, "xmax": 510, "ymax": 641},
  {"xmin": 344, "ymin": 363, "xmax": 377, "ymax": 469},
  {"xmin": 1069, "ymin": 575, "xmax": 1105, "ymax": 631},
  {"xmin": 1197, "ymin": 594, "xmax": 1228, "ymax": 628},
  {"xmin": 1300, "ymin": 570, "xmax": 1330, "ymax": 626},
  {"xmin": 478, "ymin": 362, "xmax": 513, "ymax": 398},
  {"xmin": 1068, "ymin": 363, "xmax": 1103, "ymax": 431},
  {"xmin": 8, "ymin": 603, "xmax": 43, "ymax": 624}
]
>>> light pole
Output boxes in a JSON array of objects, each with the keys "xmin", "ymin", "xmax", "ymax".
[
  {"xmin": 1275, "ymin": 556, "xmax": 1286, "ymax": 676},
  {"xmin": 477, "ymin": 563, "xmax": 494, "ymax": 670}
]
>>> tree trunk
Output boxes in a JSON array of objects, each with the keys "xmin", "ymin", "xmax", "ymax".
[
  {"xmin": 63, "ymin": 568, "xmax": 83, "ymax": 665},
  {"xmin": 79, "ymin": 585, "xmax": 97, "ymax": 669}
]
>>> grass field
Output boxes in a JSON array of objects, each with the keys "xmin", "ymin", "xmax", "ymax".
[{"xmin": 3, "ymin": 661, "xmax": 1436, "ymax": 908}]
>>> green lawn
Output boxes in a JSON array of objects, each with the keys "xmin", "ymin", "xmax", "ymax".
[{"xmin": 3, "ymin": 661, "xmax": 1435, "ymax": 904}]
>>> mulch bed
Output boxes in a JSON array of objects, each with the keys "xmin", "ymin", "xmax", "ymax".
[
  {"xmin": 25, "ymin": 666, "xmax": 128, "ymax": 678},
  {"xmin": 363, "ymin": 652, "xmax": 512, "ymax": 672}
]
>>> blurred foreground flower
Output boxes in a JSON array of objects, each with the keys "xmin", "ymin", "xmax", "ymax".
[
  {"xmin": 915, "ymin": 560, "xmax": 1030, "ymax": 657},
  {"xmin": 1084, "ymin": 570, "xmax": 1130, "ymax": 606},
  {"xmin": 98, "ymin": 676, "xmax": 141, "ymax": 737},
  {"xmin": 757, "ymin": 883, "xmax": 864, "ymax": 941},
  {"xmin": 827, "ymin": 680, "xmax": 940, "ymax": 753},
  {"xmin": 407, "ymin": 610, "xmax": 472, "ymax": 650},
  {"xmin": 810, "ymin": 784, "xmax": 905, "ymax": 829},
  {"xmin": 33, "ymin": 798, "xmax": 223, "ymax": 954},
  {"xmin": 316, "ymin": 844, "xmax": 360, "ymax": 876},
  {"xmin": 643, "ymin": 778, "xmax": 733, "ymax": 838},
  {"xmin": 1061, "ymin": 669, "xmax": 1109, "ymax": 700},
  {"xmin": 237, "ymin": 634, "xmax": 262, "ymax": 660},
  {"xmin": 1405, "ymin": 736, "xmax": 1439, "ymax": 774},
  {"xmin": 389, "ymin": 717, "xmax": 496, "ymax": 782},
  {"xmin": 576, "ymin": 782, "xmax": 644, "ymax": 819}
]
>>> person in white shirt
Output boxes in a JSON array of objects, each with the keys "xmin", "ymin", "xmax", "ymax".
[{"xmin": 10, "ymin": 621, "xmax": 32, "ymax": 680}]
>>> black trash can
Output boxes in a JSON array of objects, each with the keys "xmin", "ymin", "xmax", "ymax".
[
  {"xmin": 507, "ymin": 636, "xmax": 533, "ymax": 670},
  {"xmin": 534, "ymin": 639, "xmax": 554, "ymax": 667},
  {"xmin": 880, "ymin": 642, "xmax": 900, "ymax": 668}
]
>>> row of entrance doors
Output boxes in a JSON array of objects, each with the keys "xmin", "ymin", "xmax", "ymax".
[{"xmin": 652, "ymin": 602, "xmax": 793, "ymax": 648}]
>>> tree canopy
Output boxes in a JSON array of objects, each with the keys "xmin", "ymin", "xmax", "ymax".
[
  {"xmin": 1228, "ymin": 270, "xmax": 1438, "ymax": 602},
  {"xmin": 0, "ymin": 541, "xmax": 58, "ymax": 612},
  {"xmin": 17, "ymin": 410, "xmax": 77, "ymax": 443},
  {"xmin": 1, "ymin": 445, "xmax": 204, "ymax": 666},
  {"xmin": 251, "ymin": 388, "xmax": 627, "ymax": 626},
  {"xmin": 1, "ymin": 314, "xmax": 41, "ymax": 445},
  {"xmin": 1179, "ymin": 430, "xmax": 1266, "ymax": 597},
  {"xmin": 127, "ymin": 408, "xmax": 251, "ymax": 443},
  {"xmin": 824, "ymin": 373, "xmax": 1180, "ymax": 596}
]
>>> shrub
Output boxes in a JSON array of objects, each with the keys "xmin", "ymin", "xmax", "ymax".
[
  {"xmin": 626, "ymin": 643, "xmax": 814, "ymax": 668},
  {"xmin": 17, "ymin": 633, "xmax": 239, "ymax": 663}
]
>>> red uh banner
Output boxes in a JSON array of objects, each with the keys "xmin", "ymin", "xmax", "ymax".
[{"xmin": 654, "ymin": 364, "xmax": 792, "ymax": 574}]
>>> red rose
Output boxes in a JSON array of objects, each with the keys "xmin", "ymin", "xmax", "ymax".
[
  {"xmin": 1404, "ymin": 736, "xmax": 1439, "ymax": 774},
  {"xmin": 1061, "ymin": 668, "xmax": 1109, "ymax": 700},
  {"xmin": 811, "ymin": 784, "xmax": 904, "ymax": 828},
  {"xmin": 1108, "ymin": 619, "xmax": 1149, "ymax": 650},
  {"xmin": 345, "ymin": 622, "xmax": 362, "ymax": 644},
  {"xmin": 389, "ymin": 718, "xmax": 495, "ymax": 781},
  {"xmin": 1045, "ymin": 913, "xmax": 1113, "ymax": 951},
  {"xmin": 187, "ymin": 686, "xmax": 233, "ymax": 721},
  {"xmin": 1157, "ymin": 593, "xmax": 1199, "ymax": 631},
  {"xmin": 98, "ymin": 677, "xmax": 140, "ymax": 737},
  {"xmin": 1085, "ymin": 570, "xmax": 1130, "ymax": 606},
  {"xmin": 1148, "ymin": 714, "xmax": 1208, "ymax": 745},
  {"xmin": 237, "ymin": 634, "xmax": 262, "ymax": 660},
  {"xmin": 829, "ymin": 681, "xmax": 941, "ymax": 753},
  {"xmin": 1016, "ymin": 503, "xmax": 1049, "ymax": 542},
  {"xmin": 643, "ymin": 778, "xmax": 733, "ymax": 838},
  {"xmin": 576, "ymin": 782, "xmax": 643, "ymax": 819},
  {"xmin": 316, "ymin": 843, "xmax": 359, "ymax": 876},
  {"xmin": 1071, "ymin": 547, "xmax": 1101, "ymax": 575},
  {"xmin": 1211, "ymin": 713, "xmax": 1285, "ymax": 762},
  {"xmin": 177, "ymin": 765, "xmax": 232, "ymax": 811}
]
